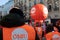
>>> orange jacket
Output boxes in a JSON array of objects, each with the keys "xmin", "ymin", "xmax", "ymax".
[
  {"xmin": 45, "ymin": 32, "xmax": 60, "ymax": 40},
  {"xmin": 35, "ymin": 27, "xmax": 42, "ymax": 36},
  {"xmin": 3, "ymin": 24, "xmax": 35, "ymax": 40},
  {"xmin": 35, "ymin": 27, "xmax": 42, "ymax": 40}
]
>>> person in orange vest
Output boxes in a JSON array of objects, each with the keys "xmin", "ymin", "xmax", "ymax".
[
  {"xmin": 0, "ymin": 10, "xmax": 35, "ymax": 40},
  {"xmin": 45, "ymin": 24, "xmax": 60, "ymax": 40},
  {"xmin": 45, "ymin": 31, "xmax": 60, "ymax": 40},
  {"xmin": 45, "ymin": 24, "xmax": 54, "ymax": 40},
  {"xmin": 30, "ymin": 4, "xmax": 48, "ymax": 40},
  {"xmin": 34, "ymin": 20, "xmax": 43, "ymax": 40}
]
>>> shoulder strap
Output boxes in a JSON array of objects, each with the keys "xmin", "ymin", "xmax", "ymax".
[
  {"xmin": 34, "ymin": 27, "xmax": 40, "ymax": 40},
  {"xmin": 0, "ymin": 28, "xmax": 3, "ymax": 40}
]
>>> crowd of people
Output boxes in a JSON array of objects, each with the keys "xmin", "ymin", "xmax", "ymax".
[{"xmin": 0, "ymin": 4, "xmax": 60, "ymax": 40}]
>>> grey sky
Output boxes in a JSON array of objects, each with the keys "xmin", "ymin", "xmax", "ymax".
[{"xmin": 0, "ymin": 0, "xmax": 9, "ymax": 6}]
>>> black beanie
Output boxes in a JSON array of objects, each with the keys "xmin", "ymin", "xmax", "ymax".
[{"xmin": 9, "ymin": 8, "xmax": 25, "ymax": 18}]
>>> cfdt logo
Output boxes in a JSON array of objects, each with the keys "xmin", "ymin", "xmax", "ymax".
[
  {"xmin": 12, "ymin": 28, "xmax": 28, "ymax": 40},
  {"xmin": 31, "ymin": 7, "xmax": 36, "ymax": 14}
]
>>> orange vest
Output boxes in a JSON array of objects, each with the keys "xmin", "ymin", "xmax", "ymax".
[
  {"xmin": 31, "ymin": 20, "xmax": 43, "ymax": 40},
  {"xmin": 3, "ymin": 24, "xmax": 35, "ymax": 40},
  {"xmin": 45, "ymin": 32, "xmax": 60, "ymax": 40},
  {"xmin": 35, "ymin": 27, "xmax": 42, "ymax": 35},
  {"xmin": 35, "ymin": 27, "xmax": 42, "ymax": 40}
]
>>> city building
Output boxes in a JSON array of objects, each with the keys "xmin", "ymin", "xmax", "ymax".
[
  {"xmin": 0, "ymin": 0, "xmax": 60, "ymax": 20},
  {"xmin": 14, "ymin": 0, "xmax": 60, "ymax": 19},
  {"xmin": 0, "ymin": 0, "xmax": 14, "ymax": 17}
]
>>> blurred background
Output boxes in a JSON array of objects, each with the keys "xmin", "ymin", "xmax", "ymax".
[{"xmin": 0, "ymin": 0, "xmax": 60, "ymax": 22}]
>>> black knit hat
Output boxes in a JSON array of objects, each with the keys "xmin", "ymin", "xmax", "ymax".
[
  {"xmin": 9, "ymin": 8, "xmax": 25, "ymax": 18},
  {"xmin": 0, "ymin": 13, "xmax": 25, "ymax": 28}
]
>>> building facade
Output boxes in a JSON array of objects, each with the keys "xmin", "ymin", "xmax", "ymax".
[
  {"xmin": 14, "ymin": 0, "xmax": 60, "ymax": 19},
  {"xmin": 0, "ymin": 0, "xmax": 14, "ymax": 20}
]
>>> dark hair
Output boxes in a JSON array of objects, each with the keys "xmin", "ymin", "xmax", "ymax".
[
  {"xmin": 53, "ymin": 25, "xmax": 60, "ymax": 32},
  {"xmin": 56, "ymin": 20, "xmax": 60, "ymax": 26},
  {"xmin": 0, "ymin": 13, "xmax": 25, "ymax": 28},
  {"xmin": 9, "ymin": 8, "xmax": 25, "ymax": 18},
  {"xmin": 46, "ymin": 24, "xmax": 54, "ymax": 34}
]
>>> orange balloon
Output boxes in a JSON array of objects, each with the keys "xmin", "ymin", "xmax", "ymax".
[{"xmin": 30, "ymin": 4, "xmax": 48, "ymax": 20}]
